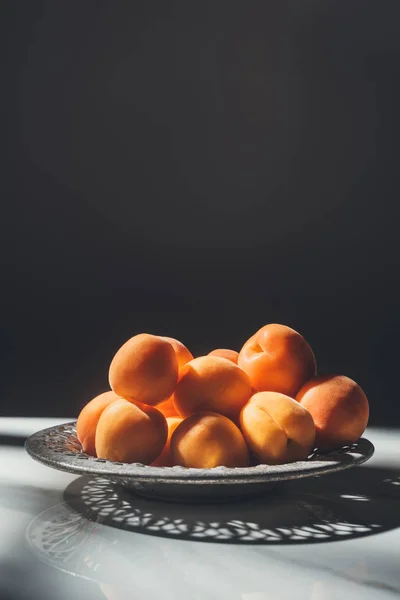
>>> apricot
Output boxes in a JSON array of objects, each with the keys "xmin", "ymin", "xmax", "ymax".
[
  {"xmin": 109, "ymin": 333, "xmax": 178, "ymax": 405},
  {"xmin": 76, "ymin": 391, "xmax": 120, "ymax": 456},
  {"xmin": 296, "ymin": 374, "xmax": 369, "ymax": 450},
  {"xmin": 160, "ymin": 336, "xmax": 194, "ymax": 375},
  {"xmin": 173, "ymin": 356, "xmax": 252, "ymax": 421},
  {"xmin": 238, "ymin": 323, "xmax": 317, "ymax": 397},
  {"xmin": 95, "ymin": 398, "xmax": 168, "ymax": 464},
  {"xmin": 152, "ymin": 416, "xmax": 182, "ymax": 466},
  {"xmin": 240, "ymin": 391, "xmax": 315, "ymax": 464},
  {"xmin": 171, "ymin": 411, "xmax": 250, "ymax": 468},
  {"xmin": 208, "ymin": 348, "xmax": 239, "ymax": 364},
  {"xmin": 156, "ymin": 396, "xmax": 179, "ymax": 418}
]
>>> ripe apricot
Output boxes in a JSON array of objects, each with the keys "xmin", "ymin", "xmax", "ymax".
[
  {"xmin": 171, "ymin": 411, "xmax": 250, "ymax": 468},
  {"xmin": 109, "ymin": 333, "xmax": 178, "ymax": 405},
  {"xmin": 240, "ymin": 391, "xmax": 315, "ymax": 464},
  {"xmin": 173, "ymin": 356, "xmax": 252, "ymax": 421},
  {"xmin": 152, "ymin": 416, "xmax": 183, "ymax": 466},
  {"xmin": 296, "ymin": 374, "xmax": 369, "ymax": 450},
  {"xmin": 156, "ymin": 396, "xmax": 179, "ymax": 418},
  {"xmin": 76, "ymin": 390, "xmax": 120, "ymax": 456},
  {"xmin": 95, "ymin": 398, "xmax": 167, "ymax": 464},
  {"xmin": 208, "ymin": 348, "xmax": 239, "ymax": 364},
  {"xmin": 160, "ymin": 336, "xmax": 194, "ymax": 375},
  {"xmin": 238, "ymin": 323, "xmax": 316, "ymax": 397}
]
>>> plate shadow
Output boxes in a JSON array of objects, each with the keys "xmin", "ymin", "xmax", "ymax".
[{"xmin": 62, "ymin": 465, "xmax": 400, "ymax": 545}]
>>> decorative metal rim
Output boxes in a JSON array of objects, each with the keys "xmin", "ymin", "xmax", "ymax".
[{"xmin": 25, "ymin": 422, "xmax": 374, "ymax": 485}]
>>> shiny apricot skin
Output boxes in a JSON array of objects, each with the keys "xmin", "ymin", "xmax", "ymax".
[
  {"xmin": 76, "ymin": 391, "xmax": 120, "ymax": 456},
  {"xmin": 296, "ymin": 374, "xmax": 369, "ymax": 450},
  {"xmin": 173, "ymin": 356, "xmax": 252, "ymax": 421},
  {"xmin": 160, "ymin": 336, "xmax": 194, "ymax": 375},
  {"xmin": 95, "ymin": 398, "xmax": 167, "ymax": 464},
  {"xmin": 171, "ymin": 411, "xmax": 250, "ymax": 468},
  {"xmin": 238, "ymin": 323, "xmax": 317, "ymax": 397},
  {"xmin": 109, "ymin": 333, "xmax": 178, "ymax": 405},
  {"xmin": 155, "ymin": 337, "xmax": 194, "ymax": 417},
  {"xmin": 240, "ymin": 391, "xmax": 316, "ymax": 464},
  {"xmin": 156, "ymin": 396, "xmax": 180, "ymax": 418},
  {"xmin": 152, "ymin": 417, "xmax": 183, "ymax": 466},
  {"xmin": 208, "ymin": 348, "xmax": 239, "ymax": 364}
]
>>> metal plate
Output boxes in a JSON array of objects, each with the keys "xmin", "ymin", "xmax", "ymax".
[{"xmin": 25, "ymin": 422, "xmax": 374, "ymax": 502}]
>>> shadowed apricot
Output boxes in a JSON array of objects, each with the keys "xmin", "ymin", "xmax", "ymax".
[
  {"xmin": 109, "ymin": 333, "xmax": 178, "ymax": 405},
  {"xmin": 173, "ymin": 356, "xmax": 252, "ymax": 421},
  {"xmin": 296, "ymin": 374, "xmax": 369, "ymax": 450},
  {"xmin": 152, "ymin": 416, "xmax": 183, "ymax": 466},
  {"xmin": 156, "ymin": 396, "xmax": 179, "ymax": 418},
  {"xmin": 154, "ymin": 336, "xmax": 193, "ymax": 416},
  {"xmin": 238, "ymin": 323, "xmax": 317, "ymax": 397},
  {"xmin": 160, "ymin": 336, "xmax": 194, "ymax": 375},
  {"xmin": 208, "ymin": 348, "xmax": 239, "ymax": 364},
  {"xmin": 171, "ymin": 411, "xmax": 250, "ymax": 468},
  {"xmin": 240, "ymin": 391, "xmax": 315, "ymax": 464},
  {"xmin": 95, "ymin": 398, "xmax": 167, "ymax": 464},
  {"xmin": 76, "ymin": 391, "xmax": 120, "ymax": 456}
]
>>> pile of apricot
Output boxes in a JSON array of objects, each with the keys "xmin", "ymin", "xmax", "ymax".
[{"xmin": 77, "ymin": 324, "xmax": 369, "ymax": 468}]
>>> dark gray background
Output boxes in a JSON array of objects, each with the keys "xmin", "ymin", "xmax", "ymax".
[{"xmin": 2, "ymin": 1, "xmax": 400, "ymax": 424}]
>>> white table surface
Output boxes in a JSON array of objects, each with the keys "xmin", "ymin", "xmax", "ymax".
[{"xmin": 0, "ymin": 418, "xmax": 399, "ymax": 600}]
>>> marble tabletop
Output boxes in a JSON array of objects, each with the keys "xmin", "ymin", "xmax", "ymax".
[{"xmin": 0, "ymin": 418, "xmax": 399, "ymax": 600}]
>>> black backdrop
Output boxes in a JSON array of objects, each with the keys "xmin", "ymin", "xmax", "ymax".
[{"xmin": 2, "ymin": 1, "xmax": 400, "ymax": 424}]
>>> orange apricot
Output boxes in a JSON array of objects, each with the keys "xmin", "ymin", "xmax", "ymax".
[
  {"xmin": 152, "ymin": 416, "xmax": 183, "ymax": 466},
  {"xmin": 240, "ymin": 391, "xmax": 315, "ymax": 464},
  {"xmin": 208, "ymin": 348, "xmax": 239, "ymax": 364},
  {"xmin": 160, "ymin": 336, "xmax": 194, "ymax": 375},
  {"xmin": 296, "ymin": 374, "xmax": 369, "ymax": 450},
  {"xmin": 171, "ymin": 411, "xmax": 250, "ymax": 468},
  {"xmin": 76, "ymin": 390, "xmax": 120, "ymax": 456},
  {"xmin": 109, "ymin": 333, "xmax": 178, "ymax": 405},
  {"xmin": 173, "ymin": 356, "xmax": 252, "ymax": 421},
  {"xmin": 238, "ymin": 323, "xmax": 317, "ymax": 397},
  {"xmin": 156, "ymin": 396, "xmax": 179, "ymax": 418},
  {"xmin": 95, "ymin": 398, "xmax": 167, "ymax": 464}
]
